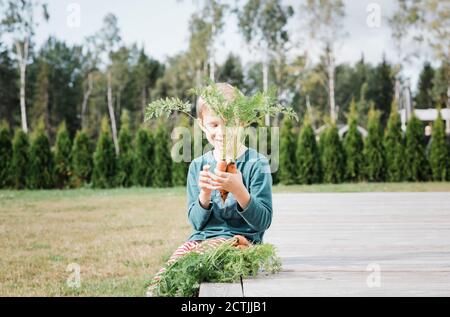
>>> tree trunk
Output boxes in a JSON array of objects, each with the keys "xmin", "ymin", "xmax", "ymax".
[
  {"xmin": 81, "ymin": 72, "xmax": 93, "ymax": 130},
  {"xmin": 446, "ymin": 86, "xmax": 450, "ymax": 134},
  {"xmin": 202, "ymin": 59, "xmax": 208, "ymax": 82},
  {"xmin": 263, "ymin": 53, "xmax": 270, "ymax": 126},
  {"xmin": 107, "ymin": 70, "xmax": 119, "ymax": 155},
  {"xmin": 209, "ymin": 24, "xmax": 216, "ymax": 81},
  {"xmin": 44, "ymin": 88, "xmax": 50, "ymax": 132},
  {"xmin": 141, "ymin": 86, "xmax": 147, "ymax": 123},
  {"xmin": 196, "ymin": 62, "xmax": 202, "ymax": 88},
  {"xmin": 306, "ymin": 94, "xmax": 316, "ymax": 130},
  {"xmin": 19, "ymin": 63, "xmax": 28, "ymax": 133},
  {"xmin": 116, "ymin": 90, "xmax": 121, "ymax": 120},
  {"xmin": 15, "ymin": 40, "xmax": 28, "ymax": 133},
  {"xmin": 209, "ymin": 54, "xmax": 215, "ymax": 81},
  {"xmin": 327, "ymin": 46, "xmax": 337, "ymax": 124}
]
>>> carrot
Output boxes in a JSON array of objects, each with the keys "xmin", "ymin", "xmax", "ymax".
[
  {"xmin": 232, "ymin": 235, "xmax": 251, "ymax": 249},
  {"xmin": 218, "ymin": 161, "xmax": 238, "ymax": 203},
  {"xmin": 226, "ymin": 161, "xmax": 237, "ymax": 174},
  {"xmin": 216, "ymin": 160, "xmax": 228, "ymax": 202}
]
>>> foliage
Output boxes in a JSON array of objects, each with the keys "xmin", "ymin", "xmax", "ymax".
[
  {"xmin": 146, "ymin": 82, "xmax": 298, "ymax": 161},
  {"xmin": 116, "ymin": 111, "xmax": 134, "ymax": 187},
  {"xmin": 217, "ymin": 53, "xmax": 245, "ymax": 89},
  {"xmin": 150, "ymin": 241, "xmax": 281, "ymax": 297},
  {"xmin": 405, "ymin": 115, "xmax": 429, "ymax": 181},
  {"xmin": 71, "ymin": 130, "xmax": 92, "ymax": 187},
  {"xmin": 296, "ymin": 118, "xmax": 322, "ymax": 184},
  {"xmin": 279, "ymin": 118, "xmax": 297, "ymax": 184},
  {"xmin": 153, "ymin": 121, "xmax": 173, "ymax": 187},
  {"xmin": 384, "ymin": 101, "xmax": 405, "ymax": 182},
  {"xmin": 11, "ymin": 129, "xmax": 29, "ymax": 189},
  {"xmin": 53, "ymin": 122, "xmax": 72, "ymax": 188},
  {"xmin": 367, "ymin": 57, "xmax": 394, "ymax": 128},
  {"xmin": 133, "ymin": 126, "xmax": 154, "ymax": 187},
  {"xmin": 27, "ymin": 123, "xmax": 54, "ymax": 189},
  {"xmin": 145, "ymin": 97, "xmax": 191, "ymax": 121},
  {"xmin": 321, "ymin": 124, "xmax": 346, "ymax": 183},
  {"xmin": 428, "ymin": 108, "xmax": 448, "ymax": 181},
  {"xmin": 364, "ymin": 107, "xmax": 386, "ymax": 182},
  {"xmin": 415, "ymin": 62, "xmax": 435, "ymax": 109},
  {"xmin": 171, "ymin": 115, "xmax": 190, "ymax": 187},
  {"xmin": 0, "ymin": 122, "xmax": 12, "ymax": 188},
  {"xmin": 343, "ymin": 99, "xmax": 364, "ymax": 182},
  {"xmin": 92, "ymin": 117, "xmax": 117, "ymax": 188}
]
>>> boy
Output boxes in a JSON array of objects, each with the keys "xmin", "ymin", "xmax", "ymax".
[{"xmin": 147, "ymin": 83, "xmax": 273, "ymax": 296}]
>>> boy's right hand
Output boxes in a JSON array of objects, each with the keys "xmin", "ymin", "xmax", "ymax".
[{"xmin": 199, "ymin": 165, "xmax": 213, "ymax": 209}]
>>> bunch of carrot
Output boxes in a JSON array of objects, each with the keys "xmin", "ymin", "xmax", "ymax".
[{"xmin": 216, "ymin": 160, "xmax": 237, "ymax": 203}]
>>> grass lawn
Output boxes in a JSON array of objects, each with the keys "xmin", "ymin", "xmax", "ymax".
[
  {"xmin": 0, "ymin": 182, "xmax": 449, "ymax": 296},
  {"xmin": 0, "ymin": 187, "xmax": 189, "ymax": 296}
]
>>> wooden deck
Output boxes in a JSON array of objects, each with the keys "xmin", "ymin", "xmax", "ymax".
[{"xmin": 199, "ymin": 192, "xmax": 450, "ymax": 296}]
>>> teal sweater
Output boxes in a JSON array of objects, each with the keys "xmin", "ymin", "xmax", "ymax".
[{"xmin": 186, "ymin": 147, "xmax": 273, "ymax": 244}]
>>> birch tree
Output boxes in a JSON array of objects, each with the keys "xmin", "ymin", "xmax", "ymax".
[
  {"xmin": 237, "ymin": 0, "xmax": 294, "ymax": 125},
  {"xmin": 0, "ymin": 0, "xmax": 49, "ymax": 133},
  {"xmin": 301, "ymin": 0, "xmax": 346, "ymax": 124},
  {"xmin": 96, "ymin": 13, "xmax": 122, "ymax": 154},
  {"xmin": 80, "ymin": 35, "xmax": 101, "ymax": 131},
  {"xmin": 390, "ymin": 0, "xmax": 450, "ymax": 132}
]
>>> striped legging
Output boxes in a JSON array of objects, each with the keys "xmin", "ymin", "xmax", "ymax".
[{"xmin": 146, "ymin": 237, "xmax": 230, "ymax": 296}]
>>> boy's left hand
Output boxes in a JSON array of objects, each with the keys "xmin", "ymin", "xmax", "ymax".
[{"xmin": 208, "ymin": 168, "xmax": 246, "ymax": 195}]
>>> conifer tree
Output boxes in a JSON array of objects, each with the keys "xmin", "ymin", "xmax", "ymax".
[
  {"xmin": 405, "ymin": 115, "xmax": 429, "ymax": 181},
  {"xmin": 296, "ymin": 117, "xmax": 322, "ymax": 184},
  {"xmin": 71, "ymin": 130, "xmax": 92, "ymax": 187},
  {"xmin": 28, "ymin": 122, "xmax": 54, "ymax": 189},
  {"xmin": 344, "ymin": 99, "xmax": 364, "ymax": 182},
  {"xmin": 172, "ymin": 115, "xmax": 190, "ymax": 186},
  {"xmin": 364, "ymin": 107, "xmax": 386, "ymax": 182},
  {"xmin": 11, "ymin": 129, "xmax": 29, "ymax": 189},
  {"xmin": 54, "ymin": 122, "xmax": 72, "ymax": 188},
  {"xmin": 116, "ymin": 111, "xmax": 134, "ymax": 187},
  {"xmin": 153, "ymin": 121, "xmax": 172, "ymax": 187},
  {"xmin": 133, "ymin": 126, "xmax": 154, "ymax": 187},
  {"xmin": 0, "ymin": 122, "xmax": 12, "ymax": 188},
  {"xmin": 322, "ymin": 124, "xmax": 346, "ymax": 183},
  {"xmin": 92, "ymin": 117, "xmax": 117, "ymax": 188},
  {"xmin": 266, "ymin": 126, "xmax": 279, "ymax": 185},
  {"xmin": 428, "ymin": 108, "xmax": 448, "ymax": 181},
  {"xmin": 279, "ymin": 118, "xmax": 298, "ymax": 185},
  {"xmin": 384, "ymin": 101, "xmax": 405, "ymax": 182}
]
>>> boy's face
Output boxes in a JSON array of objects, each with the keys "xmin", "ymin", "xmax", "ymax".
[{"xmin": 200, "ymin": 107, "xmax": 226, "ymax": 150}]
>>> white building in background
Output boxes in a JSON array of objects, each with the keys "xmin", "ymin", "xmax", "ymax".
[{"xmin": 397, "ymin": 79, "xmax": 450, "ymax": 134}]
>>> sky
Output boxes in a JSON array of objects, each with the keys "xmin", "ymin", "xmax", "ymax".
[{"xmin": 28, "ymin": 0, "xmax": 436, "ymax": 90}]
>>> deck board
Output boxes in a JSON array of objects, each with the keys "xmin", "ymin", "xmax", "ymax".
[{"xmin": 201, "ymin": 192, "xmax": 450, "ymax": 297}]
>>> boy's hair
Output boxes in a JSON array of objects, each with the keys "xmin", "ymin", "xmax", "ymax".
[{"xmin": 196, "ymin": 82, "xmax": 237, "ymax": 122}]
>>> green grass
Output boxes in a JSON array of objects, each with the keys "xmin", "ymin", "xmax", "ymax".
[
  {"xmin": 0, "ymin": 187, "xmax": 190, "ymax": 296},
  {"xmin": 0, "ymin": 182, "xmax": 449, "ymax": 296}
]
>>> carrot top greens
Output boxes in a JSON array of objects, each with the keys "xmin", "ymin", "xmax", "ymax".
[
  {"xmin": 145, "ymin": 82, "xmax": 298, "ymax": 161},
  {"xmin": 149, "ymin": 240, "xmax": 281, "ymax": 297}
]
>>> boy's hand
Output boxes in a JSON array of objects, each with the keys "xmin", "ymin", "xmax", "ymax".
[
  {"xmin": 208, "ymin": 167, "xmax": 251, "ymax": 210},
  {"xmin": 209, "ymin": 168, "xmax": 246, "ymax": 195},
  {"xmin": 198, "ymin": 165, "xmax": 213, "ymax": 195}
]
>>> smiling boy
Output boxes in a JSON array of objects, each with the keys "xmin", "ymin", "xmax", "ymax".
[
  {"xmin": 188, "ymin": 83, "xmax": 273, "ymax": 243},
  {"xmin": 147, "ymin": 83, "xmax": 273, "ymax": 296}
]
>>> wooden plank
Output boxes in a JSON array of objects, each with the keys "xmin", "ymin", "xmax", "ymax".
[
  {"xmin": 251, "ymin": 192, "xmax": 450, "ymax": 296},
  {"xmin": 199, "ymin": 283, "xmax": 243, "ymax": 297},
  {"xmin": 242, "ymin": 271, "xmax": 450, "ymax": 297}
]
